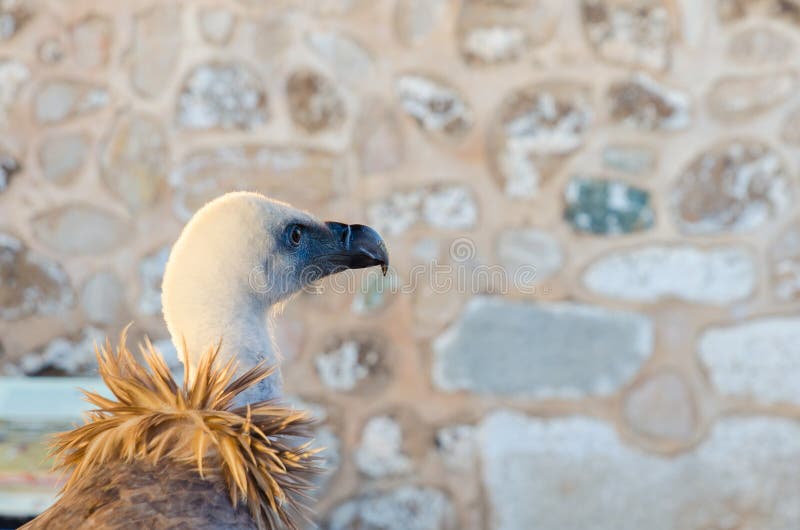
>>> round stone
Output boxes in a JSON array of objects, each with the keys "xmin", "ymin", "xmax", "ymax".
[
  {"xmin": 708, "ymin": 72, "xmax": 796, "ymax": 122},
  {"xmin": 769, "ymin": 219, "xmax": 800, "ymax": 301},
  {"xmin": 496, "ymin": 228, "xmax": 563, "ymax": 285},
  {"xmin": 71, "ymin": 14, "xmax": 112, "ymax": 69},
  {"xmin": 306, "ymin": 31, "xmax": 374, "ymax": 86},
  {"xmin": 197, "ymin": 8, "xmax": 235, "ymax": 45},
  {"xmin": 0, "ymin": 2, "xmax": 31, "ymax": 41},
  {"xmin": 422, "ymin": 185, "xmax": 478, "ymax": 230},
  {"xmin": 728, "ymin": 27, "xmax": 794, "ymax": 65},
  {"xmin": 0, "ymin": 150, "xmax": 20, "ymax": 191},
  {"xmin": 285, "ymin": 69, "xmax": 345, "ymax": 133},
  {"xmin": 0, "ymin": 59, "xmax": 30, "ymax": 122},
  {"xmin": 34, "ymin": 79, "xmax": 108, "ymax": 124},
  {"xmin": 177, "ymin": 62, "xmax": 268, "ymax": 130},
  {"xmin": 137, "ymin": 245, "xmax": 170, "ymax": 316},
  {"xmin": 38, "ymin": 132, "xmax": 88, "ymax": 185},
  {"xmin": 131, "ymin": 4, "xmax": 181, "ymax": 98},
  {"xmin": 354, "ymin": 97, "xmax": 404, "ymax": 175},
  {"xmin": 80, "ymin": 271, "xmax": 126, "ymax": 325},
  {"xmin": 781, "ymin": 106, "xmax": 800, "ymax": 145},
  {"xmin": 313, "ymin": 331, "xmax": 389, "ymax": 393},
  {"xmin": 32, "ymin": 203, "xmax": 129, "ymax": 255},
  {"xmin": 100, "ymin": 111, "xmax": 168, "ymax": 211},
  {"xmin": 171, "ymin": 145, "xmax": 344, "ymax": 221},
  {"xmin": 355, "ymin": 415, "xmax": 413, "ymax": 478},
  {"xmin": 623, "ymin": 371, "xmax": 697, "ymax": 443},
  {"xmin": 394, "ymin": 0, "xmax": 447, "ymax": 45},
  {"xmin": 671, "ymin": 140, "xmax": 790, "ymax": 234}
]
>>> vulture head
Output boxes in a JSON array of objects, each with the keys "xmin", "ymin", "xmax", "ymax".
[
  {"xmin": 24, "ymin": 192, "xmax": 389, "ymax": 530},
  {"xmin": 162, "ymin": 191, "xmax": 389, "ymax": 403}
]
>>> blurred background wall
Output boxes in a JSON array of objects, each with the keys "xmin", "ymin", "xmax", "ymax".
[{"xmin": 2, "ymin": 0, "xmax": 800, "ymax": 528}]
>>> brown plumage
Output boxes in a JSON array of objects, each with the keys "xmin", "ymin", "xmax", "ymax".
[{"xmin": 22, "ymin": 332, "xmax": 321, "ymax": 530}]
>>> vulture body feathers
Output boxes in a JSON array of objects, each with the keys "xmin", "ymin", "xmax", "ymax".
[{"xmin": 22, "ymin": 192, "xmax": 389, "ymax": 529}]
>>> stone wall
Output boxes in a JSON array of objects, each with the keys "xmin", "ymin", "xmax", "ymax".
[{"xmin": 2, "ymin": 0, "xmax": 800, "ymax": 528}]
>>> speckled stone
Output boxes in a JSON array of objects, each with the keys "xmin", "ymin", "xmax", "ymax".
[
  {"xmin": 583, "ymin": 245, "xmax": 756, "ymax": 304},
  {"xmin": 718, "ymin": 0, "xmax": 800, "ymax": 27},
  {"xmin": 708, "ymin": 72, "xmax": 796, "ymax": 122},
  {"xmin": 488, "ymin": 82, "xmax": 592, "ymax": 198},
  {"xmin": 177, "ymin": 62, "xmax": 268, "ymax": 130},
  {"xmin": 367, "ymin": 184, "xmax": 478, "ymax": 236},
  {"xmin": 396, "ymin": 73, "xmax": 473, "ymax": 141},
  {"xmin": 436, "ymin": 424, "xmax": 477, "ymax": 472},
  {"xmin": 581, "ymin": 0, "xmax": 672, "ymax": 71},
  {"xmin": 672, "ymin": 140, "xmax": 790, "ymax": 234},
  {"xmin": 607, "ymin": 74, "xmax": 690, "ymax": 131},
  {"xmin": 0, "ymin": 232, "xmax": 73, "ymax": 320},
  {"xmin": 354, "ymin": 415, "xmax": 413, "ymax": 478},
  {"xmin": 326, "ymin": 486, "xmax": 456, "ymax": 530},
  {"xmin": 314, "ymin": 332, "xmax": 388, "ymax": 393},
  {"xmin": 286, "ymin": 69, "xmax": 345, "ymax": 132},
  {"xmin": 699, "ymin": 316, "xmax": 800, "ymax": 404},
  {"xmin": 12, "ymin": 327, "xmax": 104, "ymax": 376},
  {"xmin": 727, "ymin": 27, "xmax": 794, "ymax": 65},
  {"xmin": 456, "ymin": 0, "xmax": 559, "ymax": 65}
]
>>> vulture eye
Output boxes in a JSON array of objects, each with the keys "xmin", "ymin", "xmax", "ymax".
[{"xmin": 289, "ymin": 225, "xmax": 303, "ymax": 247}]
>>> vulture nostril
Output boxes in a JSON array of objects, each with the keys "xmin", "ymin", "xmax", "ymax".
[{"xmin": 341, "ymin": 225, "xmax": 351, "ymax": 247}]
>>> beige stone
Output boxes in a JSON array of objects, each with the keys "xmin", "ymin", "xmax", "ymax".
[
  {"xmin": 100, "ymin": 111, "xmax": 168, "ymax": 211},
  {"xmin": 623, "ymin": 371, "xmax": 697, "ymax": 442}
]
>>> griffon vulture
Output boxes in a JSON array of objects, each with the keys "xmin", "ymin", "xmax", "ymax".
[{"xmin": 22, "ymin": 192, "xmax": 389, "ymax": 529}]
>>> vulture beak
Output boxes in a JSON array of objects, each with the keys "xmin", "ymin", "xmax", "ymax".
[{"xmin": 323, "ymin": 222, "xmax": 389, "ymax": 276}]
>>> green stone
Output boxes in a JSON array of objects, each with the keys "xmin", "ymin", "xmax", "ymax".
[
  {"xmin": 564, "ymin": 177, "xmax": 654, "ymax": 235},
  {"xmin": 352, "ymin": 271, "xmax": 395, "ymax": 314}
]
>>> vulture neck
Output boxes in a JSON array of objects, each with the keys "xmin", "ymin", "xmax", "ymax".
[{"xmin": 168, "ymin": 282, "xmax": 283, "ymax": 405}]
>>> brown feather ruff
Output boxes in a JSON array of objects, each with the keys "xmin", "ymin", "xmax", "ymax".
[{"xmin": 47, "ymin": 330, "xmax": 321, "ymax": 530}]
